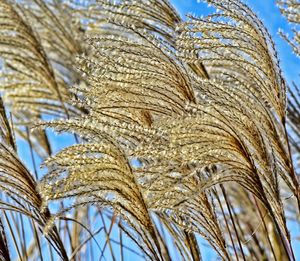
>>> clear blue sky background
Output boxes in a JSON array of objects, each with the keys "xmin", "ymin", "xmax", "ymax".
[{"xmin": 14, "ymin": 1, "xmax": 300, "ymax": 260}]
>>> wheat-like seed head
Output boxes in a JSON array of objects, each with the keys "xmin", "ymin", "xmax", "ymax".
[
  {"xmin": 33, "ymin": 0, "xmax": 300, "ymax": 259},
  {"xmin": 0, "ymin": 0, "xmax": 298, "ymax": 259}
]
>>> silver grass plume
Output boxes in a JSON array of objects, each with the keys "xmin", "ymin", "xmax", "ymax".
[
  {"xmin": 175, "ymin": 0, "xmax": 299, "ymax": 257},
  {"xmin": 0, "ymin": 0, "xmax": 296, "ymax": 259},
  {"xmin": 0, "ymin": 96, "xmax": 68, "ymax": 259},
  {"xmin": 278, "ymin": 0, "xmax": 300, "ymax": 57},
  {"xmin": 277, "ymin": 4, "xmax": 300, "ymax": 255},
  {"xmin": 278, "ymin": 0, "xmax": 300, "ymax": 160},
  {"xmin": 34, "ymin": 0, "xmax": 300, "ymax": 260},
  {"xmin": 0, "ymin": 0, "xmax": 86, "ymax": 159}
]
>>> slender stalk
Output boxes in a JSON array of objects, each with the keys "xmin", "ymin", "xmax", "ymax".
[
  {"xmin": 184, "ymin": 231, "xmax": 202, "ymax": 261},
  {"xmin": 253, "ymin": 197, "xmax": 278, "ymax": 261},
  {"xmin": 19, "ymin": 214, "xmax": 28, "ymax": 260},
  {"xmin": 214, "ymin": 189, "xmax": 239, "ymax": 260},
  {"xmin": 0, "ymin": 215, "xmax": 10, "ymax": 261},
  {"xmin": 25, "ymin": 127, "xmax": 38, "ymax": 180},
  {"xmin": 220, "ymin": 185, "xmax": 246, "ymax": 261},
  {"xmin": 69, "ymin": 227, "xmax": 103, "ymax": 260},
  {"xmin": 3, "ymin": 212, "xmax": 22, "ymax": 261},
  {"xmin": 119, "ymin": 220, "xmax": 124, "ymax": 261},
  {"xmin": 99, "ymin": 211, "xmax": 116, "ymax": 261},
  {"xmin": 30, "ymin": 220, "xmax": 44, "ymax": 261}
]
